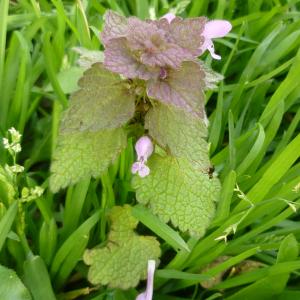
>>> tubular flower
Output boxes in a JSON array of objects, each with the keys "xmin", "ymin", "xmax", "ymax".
[
  {"xmin": 200, "ymin": 20, "xmax": 232, "ymax": 59},
  {"xmin": 136, "ymin": 260, "xmax": 156, "ymax": 300},
  {"xmin": 132, "ymin": 136, "xmax": 154, "ymax": 177}
]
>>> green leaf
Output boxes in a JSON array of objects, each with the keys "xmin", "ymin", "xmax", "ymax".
[
  {"xmin": 226, "ymin": 235, "xmax": 299, "ymax": 300},
  {"xmin": 51, "ymin": 210, "xmax": 101, "ymax": 278},
  {"xmin": 0, "ymin": 264, "xmax": 32, "ymax": 300},
  {"xmin": 0, "ymin": 165, "xmax": 16, "ymax": 205},
  {"xmin": 145, "ymin": 103, "xmax": 210, "ymax": 168},
  {"xmin": 0, "ymin": 201, "xmax": 18, "ymax": 251},
  {"xmin": 83, "ymin": 205, "xmax": 161, "ymax": 289},
  {"xmin": 156, "ymin": 269, "xmax": 210, "ymax": 281},
  {"xmin": 132, "ymin": 204, "xmax": 190, "ymax": 252},
  {"xmin": 50, "ymin": 128, "xmax": 126, "ymax": 192},
  {"xmin": 23, "ymin": 256, "xmax": 56, "ymax": 300},
  {"xmin": 132, "ymin": 155, "xmax": 221, "ymax": 236},
  {"xmin": 60, "ymin": 63, "xmax": 135, "ymax": 133},
  {"xmin": 276, "ymin": 233, "xmax": 298, "ymax": 263}
]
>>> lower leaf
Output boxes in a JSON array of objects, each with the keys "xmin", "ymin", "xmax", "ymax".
[
  {"xmin": 132, "ymin": 154, "xmax": 221, "ymax": 237},
  {"xmin": 50, "ymin": 128, "xmax": 126, "ymax": 192},
  {"xmin": 83, "ymin": 205, "xmax": 161, "ymax": 289}
]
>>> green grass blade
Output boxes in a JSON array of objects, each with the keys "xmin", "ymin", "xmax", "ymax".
[
  {"xmin": 23, "ymin": 256, "xmax": 56, "ymax": 300},
  {"xmin": 0, "ymin": 201, "xmax": 18, "ymax": 251},
  {"xmin": 132, "ymin": 205, "xmax": 190, "ymax": 252}
]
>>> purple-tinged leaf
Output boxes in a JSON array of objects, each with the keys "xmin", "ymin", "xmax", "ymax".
[
  {"xmin": 126, "ymin": 18, "xmax": 193, "ymax": 69},
  {"xmin": 147, "ymin": 61, "xmax": 206, "ymax": 117},
  {"xmin": 104, "ymin": 38, "xmax": 159, "ymax": 80},
  {"xmin": 101, "ymin": 10, "xmax": 128, "ymax": 45},
  {"xmin": 168, "ymin": 17, "xmax": 206, "ymax": 57}
]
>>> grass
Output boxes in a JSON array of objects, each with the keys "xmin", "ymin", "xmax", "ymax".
[{"xmin": 0, "ymin": 0, "xmax": 300, "ymax": 299}]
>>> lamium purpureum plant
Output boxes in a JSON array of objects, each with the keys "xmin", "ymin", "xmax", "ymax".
[{"xmin": 49, "ymin": 10, "xmax": 231, "ymax": 291}]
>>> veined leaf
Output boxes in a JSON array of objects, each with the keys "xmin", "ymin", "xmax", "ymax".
[
  {"xmin": 147, "ymin": 61, "xmax": 206, "ymax": 117},
  {"xmin": 83, "ymin": 205, "xmax": 161, "ymax": 289},
  {"xmin": 145, "ymin": 103, "xmax": 210, "ymax": 168},
  {"xmin": 60, "ymin": 63, "xmax": 135, "ymax": 133},
  {"xmin": 50, "ymin": 128, "xmax": 126, "ymax": 192},
  {"xmin": 132, "ymin": 154, "xmax": 221, "ymax": 236}
]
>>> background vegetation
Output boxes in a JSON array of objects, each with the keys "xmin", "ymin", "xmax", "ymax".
[{"xmin": 0, "ymin": 0, "xmax": 300, "ymax": 299}]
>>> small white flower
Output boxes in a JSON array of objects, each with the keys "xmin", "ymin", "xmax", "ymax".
[
  {"xmin": 3, "ymin": 138, "xmax": 10, "ymax": 149},
  {"xmin": 8, "ymin": 127, "xmax": 22, "ymax": 143},
  {"xmin": 11, "ymin": 143, "xmax": 22, "ymax": 153},
  {"xmin": 9, "ymin": 164, "xmax": 25, "ymax": 173},
  {"xmin": 3, "ymin": 128, "xmax": 22, "ymax": 154},
  {"xmin": 30, "ymin": 186, "xmax": 44, "ymax": 198}
]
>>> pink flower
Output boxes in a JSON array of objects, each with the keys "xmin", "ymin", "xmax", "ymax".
[
  {"xmin": 132, "ymin": 136, "xmax": 153, "ymax": 177},
  {"xmin": 136, "ymin": 260, "xmax": 156, "ymax": 300},
  {"xmin": 162, "ymin": 12, "xmax": 176, "ymax": 23},
  {"xmin": 200, "ymin": 20, "xmax": 232, "ymax": 60},
  {"xmin": 162, "ymin": 13, "xmax": 232, "ymax": 60}
]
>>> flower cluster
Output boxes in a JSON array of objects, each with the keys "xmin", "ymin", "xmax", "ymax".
[
  {"xmin": 3, "ymin": 127, "xmax": 22, "ymax": 156},
  {"xmin": 21, "ymin": 186, "xmax": 44, "ymax": 202},
  {"xmin": 2, "ymin": 127, "xmax": 24, "ymax": 174}
]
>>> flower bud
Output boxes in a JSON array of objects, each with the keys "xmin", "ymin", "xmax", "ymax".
[
  {"xmin": 135, "ymin": 136, "xmax": 153, "ymax": 162},
  {"xmin": 132, "ymin": 136, "xmax": 154, "ymax": 178}
]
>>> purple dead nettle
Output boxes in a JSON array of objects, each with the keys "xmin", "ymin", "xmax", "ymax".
[
  {"xmin": 132, "ymin": 136, "xmax": 154, "ymax": 177},
  {"xmin": 101, "ymin": 11, "xmax": 231, "ymax": 178},
  {"xmin": 136, "ymin": 260, "xmax": 156, "ymax": 300}
]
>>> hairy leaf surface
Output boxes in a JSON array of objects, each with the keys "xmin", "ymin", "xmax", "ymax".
[
  {"xmin": 168, "ymin": 17, "xmax": 206, "ymax": 56},
  {"xmin": 147, "ymin": 61, "xmax": 206, "ymax": 117},
  {"xmin": 60, "ymin": 63, "xmax": 135, "ymax": 133},
  {"xmin": 50, "ymin": 128, "xmax": 126, "ymax": 192},
  {"xmin": 132, "ymin": 155, "xmax": 220, "ymax": 236},
  {"xmin": 104, "ymin": 37, "xmax": 158, "ymax": 80},
  {"xmin": 145, "ymin": 103, "xmax": 210, "ymax": 168},
  {"xmin": 84, "ymin": 205, "xmax": 161, "ymax": 289},
  {"xmin": 101, "ymin": 10, "xmax": 128, "ymax": 45},
  {"xmin": 127, "ymin": 18, "xmax": 195, "ymax": 69}
]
